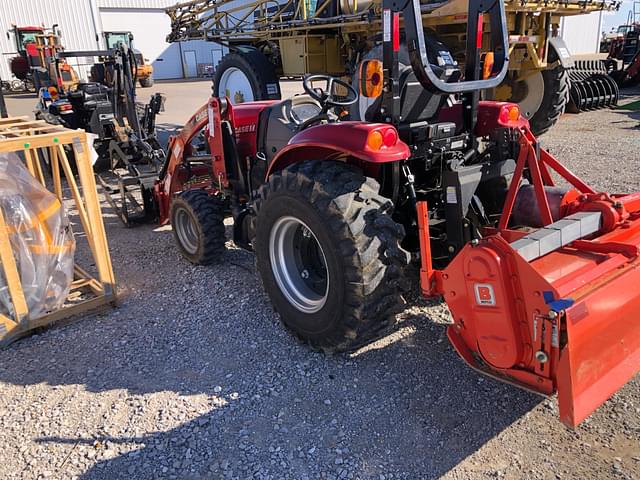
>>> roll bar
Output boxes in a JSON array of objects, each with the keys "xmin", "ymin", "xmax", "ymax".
[{"xmin": 382, "ymin": 0, "xmax": 509, "ymax": 94}]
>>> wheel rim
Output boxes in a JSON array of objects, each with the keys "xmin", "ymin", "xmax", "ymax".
[
  {"xmin": 174, "ymin": 207, "xmax": 199, "ymax": 255},
  {"xmin": 269, "ymin": 216, "xmax": 329, "ymax": 314},
  {"xmin": 218, "ymin": 67, "xmax": 254, "ymax": 104},
  {"xmin": 507, "ymin": 71, "xmax": 545, "ymax": 119}
]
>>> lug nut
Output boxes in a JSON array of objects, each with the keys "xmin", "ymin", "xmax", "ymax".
[
  {"xmin": 301, "ymin": 269, "xmax": 309, "ymax": 279},
  {"xmin": 535, "ymin": 351, "xmax": 548, "ymax": 363}
]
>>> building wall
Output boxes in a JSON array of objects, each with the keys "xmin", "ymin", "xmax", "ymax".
[
  {"xmin": 0, "ymin": 0, "xmax": 219, "ymax": 82},
  {"xmin": 0, "ymin": 0, "xmax": 100, "ymax": 81},
  {"xmin": 98, "ymin": 7, "xmax": 185, "ymax": 79},
  {"xmin": 97, "ymin": 0, "xmax": 223, "ymax": 80}
]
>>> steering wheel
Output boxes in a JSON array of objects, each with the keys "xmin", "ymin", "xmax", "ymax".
[{"xmin": 303, "ymin": 74, "xmax": 358, "ymax": 108}]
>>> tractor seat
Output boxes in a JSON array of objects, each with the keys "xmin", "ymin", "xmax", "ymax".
[
  {"xmin": 364, "ymin": 64, "xmax": 458, "ymax": 125},
  {"xmin": 364, "ymin": 36, "xmax": 460, "ymax": 126},
  {"xmin": 256, "ymin": 94, "xmax": 322, "ymax": 164}
]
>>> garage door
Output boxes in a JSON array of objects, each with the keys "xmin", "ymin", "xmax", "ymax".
[{"xmin": 99, "ymin": 8, "xmax": 183, "ymax": 79}]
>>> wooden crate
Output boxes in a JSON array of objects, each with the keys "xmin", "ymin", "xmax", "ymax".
[{"xmin": 0, "ymin": 116, "xmax": 116, "ymax": 346}]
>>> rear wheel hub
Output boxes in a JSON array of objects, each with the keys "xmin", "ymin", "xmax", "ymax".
[{"xmin": 268, "ymin": 216, "xmax": 328, "ymax": 314}]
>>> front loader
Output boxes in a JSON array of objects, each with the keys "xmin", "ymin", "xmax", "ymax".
[{"xmin": 155, "ymin": 0, "xmax": 640, "ymax": 427}]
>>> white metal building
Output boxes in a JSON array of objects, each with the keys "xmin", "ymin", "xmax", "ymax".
[
  {"xmin": 559, "ymin": 11, "xmax": 605, "ymax": 55},
  {"xmin": 0, "ymin": 0, "xmax": 224, "ymax": 82},
  {"xmin": 1, "ymin": 0, "xmax": 605, "ymax": 82}
]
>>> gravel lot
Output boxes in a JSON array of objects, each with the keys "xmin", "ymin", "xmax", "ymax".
[{"xmin": 0, "ymin": 83, "xmax": 638, "ymax": 480}]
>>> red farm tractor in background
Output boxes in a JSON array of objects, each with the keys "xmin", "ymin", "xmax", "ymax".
[{"xmin": 154, "ymin": 0, "xmax": 640, "ymax": 428}]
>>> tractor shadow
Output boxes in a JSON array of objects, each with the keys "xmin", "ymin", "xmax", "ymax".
[{"xmin": 0, "ymin": 179, "xmax": 541, "ymax": 478}]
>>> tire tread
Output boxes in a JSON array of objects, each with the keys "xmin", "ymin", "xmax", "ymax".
[
  {"xmin": 254, "ymin": 161, "xmax": 410, "ymax": 352},
  {"xmin": 171, "ymin": 190, "xmax": 226, "ymax": 265}
]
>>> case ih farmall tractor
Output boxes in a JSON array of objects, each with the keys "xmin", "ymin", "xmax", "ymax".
[{"xmin": 155, "ymin": 0, "xmax": 640, "ymax": 427}]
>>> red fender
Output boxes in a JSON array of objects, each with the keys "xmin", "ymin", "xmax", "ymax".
[{"xmin": 266, "ymin": 122, "xmax": 410, "ymax": 177}]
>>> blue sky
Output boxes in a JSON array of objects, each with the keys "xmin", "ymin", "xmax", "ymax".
[{"xmin": 602, "ymin": 0, "xmax": 637, "ymax": 32}]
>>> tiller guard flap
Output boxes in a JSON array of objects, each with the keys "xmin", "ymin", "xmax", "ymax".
[{"xmin": 441, "ymin": 126, "xmax": 640, "ymax": 428}]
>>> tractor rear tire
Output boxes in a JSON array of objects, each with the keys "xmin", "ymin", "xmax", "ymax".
[
  {"xmin": 253, "ymin": 160, "xmax": 410, "ymax": 352},
  {"xmin": 213, "ymin": 49, "xmax": 281, "ymax": 104},
  {"xmin": 170, "ymin": 190, "xmax": 226, "ymax": 265}
]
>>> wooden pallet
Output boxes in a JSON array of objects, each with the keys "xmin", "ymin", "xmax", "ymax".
[{"xmin": 0, "ymin": 116, "xmax": 117, "ymax": 346}]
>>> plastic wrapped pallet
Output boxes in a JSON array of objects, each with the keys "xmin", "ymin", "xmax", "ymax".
[{"xmin": 0, "ymin": 152, "xmax": 75, "ymax": 319}]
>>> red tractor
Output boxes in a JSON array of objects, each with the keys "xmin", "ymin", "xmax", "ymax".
[{"xmin": 154, "ymin": 0, "xmax": 640, "ymax": 427}]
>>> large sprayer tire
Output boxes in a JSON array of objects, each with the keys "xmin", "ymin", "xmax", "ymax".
[
  {"xmin": 213, "ymin": 49, "xmax": 281, "ymax": 104},
  {"xmin": 528, "ymin": 63, "xmax": 569, "ymax": 136},
  {"xmin": 495, "ymin": 49, "xmax": 569, "ymax": 136},
  {"xmin": 253, "ymin": 160, "xmax": 410, "ymax": 352},
  {"xmin": 170, "ymin": 190, "xmax": 226, "ymax": 265}
]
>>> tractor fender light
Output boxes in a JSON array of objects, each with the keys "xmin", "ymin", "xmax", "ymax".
[
  {"xmin": 498, "ymin": 104, "xmax": 521, "ymax": 125},
  {"xmin": 367, "ymin": 128, "xmax": 399, "ymax": 150},
  {"xmin": 366, "ymin": 130, "xmax": 384, "ymax": 150}
]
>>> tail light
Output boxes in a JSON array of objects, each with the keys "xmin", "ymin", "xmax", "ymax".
[
  {"xmin": 498, "ymin": 103, "xmax": 521, "ymax": 125},
  {"xmin": 366, "ymin": 127, "xmax": 398, "ymax": 150},
  {"xmin": 359, "ymin": 59, "xmax": 383, "ymax": 98}
]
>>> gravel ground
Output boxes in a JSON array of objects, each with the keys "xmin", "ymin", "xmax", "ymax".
[{"xmin": 0, "ymin": 87, "xmax": 639, "ymax": 480}]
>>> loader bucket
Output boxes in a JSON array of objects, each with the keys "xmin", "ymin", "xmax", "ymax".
[{"xmin": 443, "ymin": 214, "xmax": 640, "ymax": 427}]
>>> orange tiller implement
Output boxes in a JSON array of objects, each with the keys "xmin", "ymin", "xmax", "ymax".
[{"xmin": 418, "ymin": 125, "xmax": 640, "ymax": 427}]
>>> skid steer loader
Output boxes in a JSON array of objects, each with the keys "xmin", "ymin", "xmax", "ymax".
[{"xmin": 155, "ymin": 0, "xmax": 640, "ymax": 427}]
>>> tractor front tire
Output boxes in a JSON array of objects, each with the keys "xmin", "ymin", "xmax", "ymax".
[
  {"xmin": 254, "ymin": 160, "xmax": 410, "ymax": 352},
  {"xmin": 170, "ymin": 190, "xmax": 226, "ymax": 265}
]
